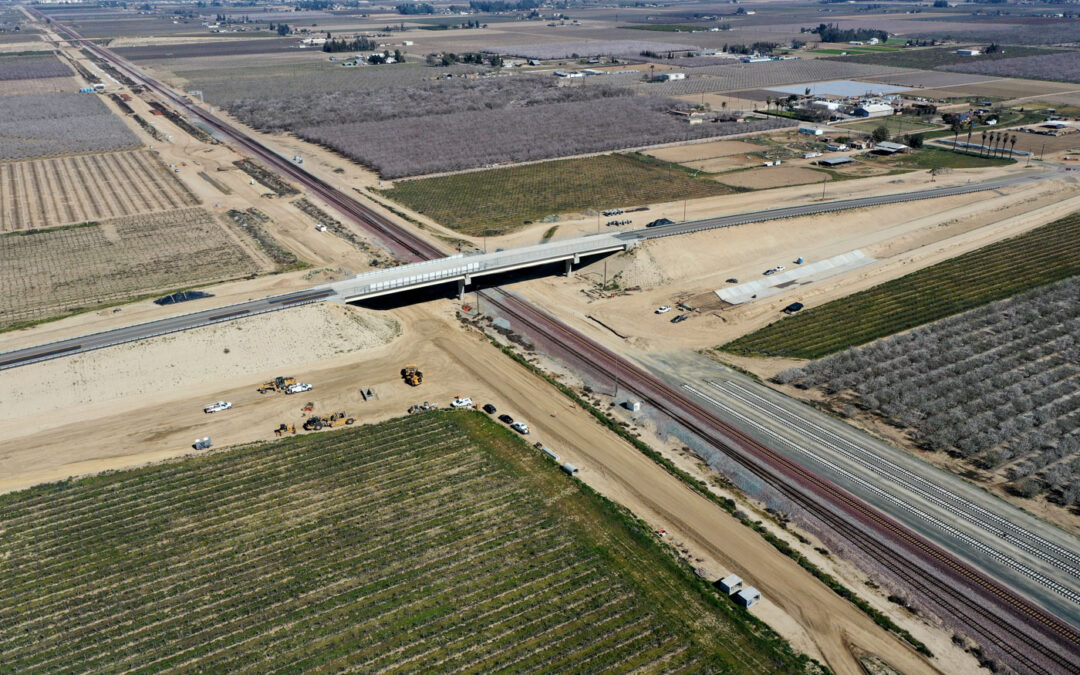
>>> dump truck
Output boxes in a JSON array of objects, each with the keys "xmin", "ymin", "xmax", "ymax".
[
  {"xmin": 401, "ymin": 365, "xmax": 423, "ymax": 386},
  {"xmin": 274, "ymin": 423, "xmax": 296, "ymax": 437},
  {"xmin": 303, "ymin": 412, "xmax": 355, "ymax": 431},
  {"xmin": 258, "ymin": 376, "xmax": 297, "ymax": 394}
]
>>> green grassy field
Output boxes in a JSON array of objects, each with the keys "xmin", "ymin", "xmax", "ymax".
[
  {"xmin": 721, "ymin": 212, "xmax": 1080, "ymax": 359},
  {"xmin": 837, "ymin": 117, "xmax": 939, "ymax": 135},
  {"xmin": 0, "ymin": 412, "xmax": 817, "ymax": 673},
  {"xmin": 382, "ymin": 153, "xmax": 734, "ymax": 235},
  {"xmin": 876, "ymin": 148, "xmax": 1014, "ymax": 170}
]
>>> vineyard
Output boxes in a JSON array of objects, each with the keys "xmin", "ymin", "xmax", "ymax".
[
  {"xmin": 0, "ymin": 150, "xmax": 200, "ymax": 231},
  {"xmin": 777, "ymin": 277, "xmax": 1080, "ymax": 507},
  {"xmin": 301, "ymin": 97, "xmax": 793, "ymax": 178},
  {"xmin": 721, "ymin": 211, "xmax": 1080, "ymax": 359},
  {"xmin": 0, "ymin": 412, "xmax": 811, "ymax": 673},
  {"xmin": 384, "ymin": 153, "xmax": 735, "ymax": 234},
  {"xmin": 0, "ymin": 92, "xmax": 140, "ymax": 161},
  {"xmin": 827, "ymin": 45, "xmax": 1058, "ymax": 70},
  {"xmin": 0, "ymin": 52, "xmax": 72, "ymax": 81},
  {"xmin": 0, "ymin": 208, "xmax": 262, "ymax": 331}
]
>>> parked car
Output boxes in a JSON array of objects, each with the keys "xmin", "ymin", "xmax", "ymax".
[
  {"xmin": 775, "ymin": 265, "xmax": 786, "ymax": 272},
  {"xmin": 645, "ymin": 218, "xmax": 674, "ymax": 228},
  {"xmin": 498, "ymin": 414, "xmax": 514, "ymax": 425},
  {"xmin": 783, "ymin": 302, "xmax": 805, "ymax": 315},
  {"xmin": 483, "ymin": 403, "xmax": 497, "ymax": 414},
  {"xmin": 285, "ymin": 383, "xmax": 312, "ymax": 395},
  {"xmin": 671, "ymin": 315, "xmax": 689, "ymax": 324},
  {"xmin": 510, "ymin": 421, "xmax": 530, "ymax": 435},
  {"xmin": 204, "ymin": 401, "xmax": 232, "ymax": 414},
  {"xmin": 725, "ymin": 278, "xmax": 738, "ymax": 284},
  {"xmin": 763, "ymin": 269, "xmax": 776, "ymax": 276},
  {"xmin": 655, "ymin": 306, "xmax": 672, "ymax": 314},
  {"xmin": 451, "ymin": 396, "xmax": 473, "ymax": 408}
]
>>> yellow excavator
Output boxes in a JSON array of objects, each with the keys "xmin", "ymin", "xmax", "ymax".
[
  {"xmin": 302, "ymin": 412, "xmax": 355, "ymax": 431},
  {"xmin": 258, "ymin": 376, "xmax": 297, "ymax": 394},
  {"xmin": 401, "ymin": 365, "xmax": 423, "ymax": 387}
]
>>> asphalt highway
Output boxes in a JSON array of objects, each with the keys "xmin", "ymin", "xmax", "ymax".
[{"xmin": 675, "ymin": 368, "xmax": 1080, "ymax": 628}]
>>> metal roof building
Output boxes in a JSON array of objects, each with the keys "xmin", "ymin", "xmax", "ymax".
[{"xmin": 817, "ymin": 156, "xmax": 855, "ymax": 166}]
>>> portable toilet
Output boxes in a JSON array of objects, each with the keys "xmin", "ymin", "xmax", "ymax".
[
  {"xmin": 735, "ymin": 587, "xmax": 761, "ymax": 607},
  {"xmin": 717, "ymin": 574, "xmax": 743, "ymax": 595}
]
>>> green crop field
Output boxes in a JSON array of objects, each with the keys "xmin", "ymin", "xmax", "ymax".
[
  {"xmin": 721, "ymin": 212, "xmax": 1080, "ymax": 359},
  {"xmin": 826, "ymin": 45, "xmax": 1059, "ymax": 70},
  {"xmin": 382, "ymin": 153, "xmax": 735, "ymax": 235},
  {"xmin": 837, "ymin": 117, "xmax": 939, "ymax": 135},
  {"xmin": 0, "ymin": 412, "xmax": 814, "ymax": 673}
]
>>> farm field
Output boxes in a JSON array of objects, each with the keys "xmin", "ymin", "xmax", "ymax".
[
  {"xmin": 382, "ymin": 153, "xmax": 735, "ymax": 235},
  {"xmin": 827, "ymin": 46, "xmax": 1060, "ymax": 70},
  {"xmin": 0, "ymin": 52, "xmax": 72, "ymax": 80},
  {"xmin": 114, "ymin": 38, "xmax": 301, "ymax": 61},
  {"xmin": 869, "ymin": 148, "xmax": 1014, "ymax": 171},
  {"xmin": 642, "ymin": 60, "xmax": 910, "ymax": 96},
  {"xmin": 483, "ymin": 39, "xmax": 699, "ymax": 59},
  {"xmin": 301, "ymin": 97, "xmax": 793, "ymax": 178},
  {"xmin": 721, "ymin": 211, "xmax": 1080, "ymax": 359},
  {"xmin": 0, "ymin": 150, "xmax": 200, "ymax": 231},
  {"xmin": 939, "ymin": 51, "xmax": 1080, "ymax": 85},
  {"xmin": 0, "ymin": 412, "xmax": 811, "ymax": 673},
  {"xmin": 0, "ymin": 75, "xmax": 78, "ymax": 96},
  {"xmin": 0, "ymin": 208, "xmax": 263, "ymax": 332},
  {"xmin": 647, "ymin": 139, "xmax": 766, "ymax": 163},
  {"xmin": 837, "ymin": 117, "xmax": 939, "ymax": 135},
  {"xmin": 717, "ymin": 166, "xmax": 830, "ymax": 190},
  {"xmin": 777, "ymin": 277, "xmax": 1080, "ymax": 510},
  {"xmin": 0, "ymin": 92, "xmax": 140, "ymax": 161}
]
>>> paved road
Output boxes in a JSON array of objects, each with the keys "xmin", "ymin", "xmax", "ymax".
[
  {"xmin": 0, "ymin": 289, "xmax": 334, "ymax": 371},
  {"xmin": 0, "ymin": 171, "xmax": 1054, "ymax": 371},
  {"xmin": 627, "ymin": 170, "xmax": 1052, "ymax": 241},
  {"xmin": 652, "ymin": 353, "xmax": 1080, "ymax": 629}
]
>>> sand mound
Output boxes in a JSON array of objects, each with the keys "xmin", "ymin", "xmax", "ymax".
[{"xmin": 0, "ymin": 303, "xmax": 400, "ymax": 420}]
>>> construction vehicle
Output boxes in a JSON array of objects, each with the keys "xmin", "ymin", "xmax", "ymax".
[
  {"xmin": 303, "ymin": 412, "xmax": 355, "ymax": 431},
  {"xmin": 301, "ymin": 401, "xmax": 315, "ymax": 413},
  {"xmin": 401, "ymin": 365, "xmax": 423, "ymax": 386},
  {"xmin": 408, "ymin": 401, "xmax": 439, "ymax": 414},
  {"xmin": 258, "ymin": 376, "xmax": 297, "ymax": 394},
  {"xmin": 274, "ymin": 423, "xmax": 296, "ymax": 437}
]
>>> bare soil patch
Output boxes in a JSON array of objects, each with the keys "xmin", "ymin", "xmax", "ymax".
[
  {"xmin": 718, "ymin": 166, "xmax": 830, "ymax": 189},
  {"xmin": 648, "ymin": 139, "xmax": 766, "ymax": 163}
]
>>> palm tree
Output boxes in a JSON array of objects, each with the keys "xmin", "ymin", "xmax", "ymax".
[
  {"xmin": 996, "ymin": 132, "xmax": 1006, "ymax": 158},
  {"xmin": 1009, "ymin": 134, "xmax": 1017, "ymax": 158},
  {"xmin": 965, "ymin": 123, "xmax": 973, "ymax": 152},
  {"xmin": 990, "ymin": 131, "xmax": 999, "ymax": 158},
  {"xmin": 952, "ymin": 121, "xmax": 962, "ymax": 153},
  {"xmin": 980, "ymin": 130, "xmax": 988, "ymax": 157}
]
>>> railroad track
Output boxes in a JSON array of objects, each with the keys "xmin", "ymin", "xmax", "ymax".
[
  {"xmin": 482, "ymin": 287, "xmax": 1080, "ymax": 673},
  {"xmin": 37, "ymin": 13, "xmax": 1080, "ymax": 671}
]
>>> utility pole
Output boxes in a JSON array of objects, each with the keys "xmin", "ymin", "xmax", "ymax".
[
  {"xmin": 821, "ymin": 177, "xmax": 827, "ymax": 201},
  {"xmin": 603, "ymin": 260, "xmax": 608, "ymax": 291}
]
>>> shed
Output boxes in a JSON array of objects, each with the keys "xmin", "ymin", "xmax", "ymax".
[
  {"xmin": 955, "ymin": 48, "xmax": 980, "ymax": 56},
  {"xmin": 659, "ymin": 72, "xmax": 686, "ymax": 81},
  {"xmin": 817, "ymin": 156, "xmax": 854, "ymax": 167},
  {"xmin": 873, "ymin": 141, "xmax": 910, "ymax": 155},
  {"xmin": 717, "ymin": 574, "xmax": 743, "ymax": 594},
  {"xmin": 798, "ymin": 127, "xmax": 824, "ymax": 136},
  {"xmin": 735, "ymin": 587, "xmax": 761, "ymax": 607},
  {"xmin": 623, "ymin": 399, "xmax": 642, "ymax": 412}
]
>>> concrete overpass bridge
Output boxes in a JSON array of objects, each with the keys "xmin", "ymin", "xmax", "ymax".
[{"xmin": 330, "ymin": 234, "xmax": 633, "ymax": 302}]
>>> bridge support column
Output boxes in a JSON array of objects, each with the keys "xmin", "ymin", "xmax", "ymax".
[
  {"xmin": 564, "ymin": 259, "xmax": 573, "ymax": 277},
  {"xmin": 457, "ymin": 278, "xmax": 466, "ymax": 301}
]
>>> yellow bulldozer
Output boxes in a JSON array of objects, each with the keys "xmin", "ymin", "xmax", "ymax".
[
  {"xmin": 258, "ymin": 376, "xmax": 297, "ymax": 394},
  {"xmin": 401, "ymin": 365, "xmax": 423, "ymax": 387},
  {"xmin": 274, "ymin": 423, "xmax": 296, "ymax": 437},
  {"xmin": 302, "ymin": 412, "xmax": 355, "ymax": 431}
]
